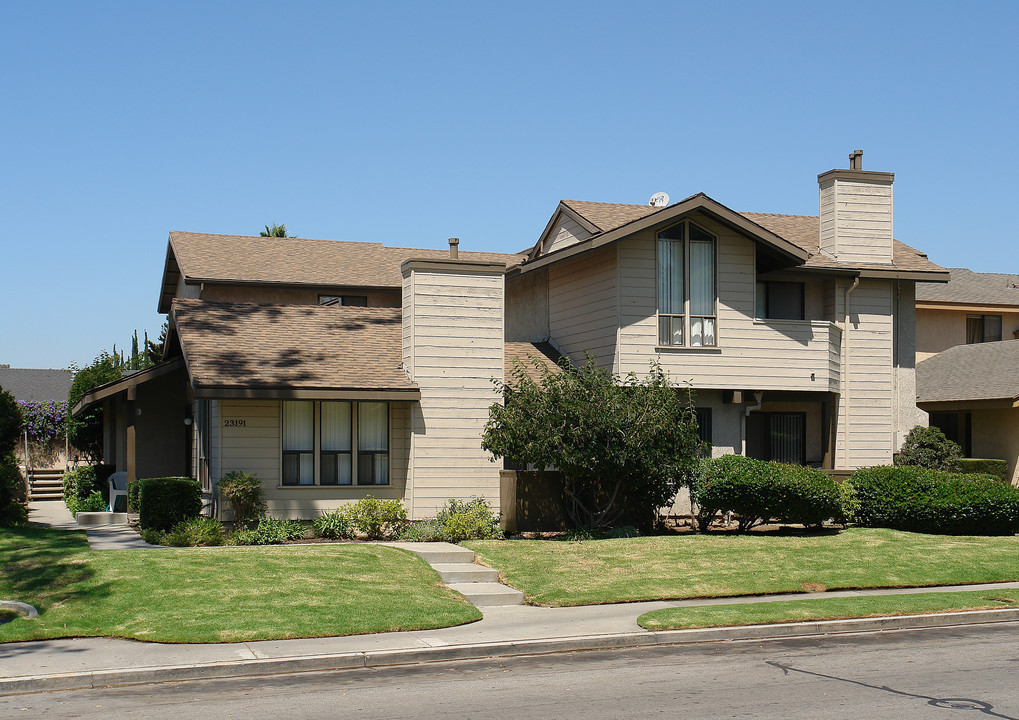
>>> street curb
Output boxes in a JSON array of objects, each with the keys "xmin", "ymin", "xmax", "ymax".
[{"xmin": 3, "ymin": 607, "xmax": 1018, "ymax": 696}]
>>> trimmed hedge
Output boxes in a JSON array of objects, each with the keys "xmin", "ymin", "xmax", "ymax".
[
  {"xmin": 851, "ymin": 465, "xmax": 1019, "ymax": 535},
  {"xmin": 955, "ymin": 458, "xmax": 1009, "ymax": 482},
  {"xmin": 138, "ymin": 476, "xmax": 203, "ymax": 531},
  {"xmin": 62, "ymin": 466, "xmax": 99, "ymax": 510},
  {"xmin": 691, "ymin": 455, "xmax": 843, "ymax": 531}
]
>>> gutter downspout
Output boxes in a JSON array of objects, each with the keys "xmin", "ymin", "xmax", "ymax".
[{"xmin": 842, "ymin": 277, "xmax": 861, "ymax": 469}]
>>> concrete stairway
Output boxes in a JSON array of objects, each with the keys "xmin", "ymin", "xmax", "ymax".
[
  {"xmin": 28, "ymin": 468, "xmax": 64, "ymax": 501},
  {"xmin": 384, "ymin": 542, "xmax": 524, "ymax": 607}
]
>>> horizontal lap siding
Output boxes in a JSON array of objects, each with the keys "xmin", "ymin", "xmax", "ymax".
[
  {"xmin": 549, "ymin": 247, "xmax": 618, "ymax": 369},
  {"xmin": 405, "ymin": 268, "xmax": 504, "ymax": 518},
  {"xmin": 839, "ymin": 280, "xmax": 894, "ymax": 467},
  {"xmin": 547, "ymin": 217, "xmax": 591, "ymax": 254},
  {"xmin": 828, "ymin": 180, "xmax": 893, "ymax": 264},
  {"xmin": 219, "ymin": 400, "xmax": 412, "ymax": 518},
  {"xmin": 617, "ymin": 227, "xmax": 839, "ymax": 391}
]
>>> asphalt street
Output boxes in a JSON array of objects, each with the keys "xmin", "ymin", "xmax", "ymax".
[{"xmin": 4, "ymin": 623, "xmax": 1017, "ymax": 719}]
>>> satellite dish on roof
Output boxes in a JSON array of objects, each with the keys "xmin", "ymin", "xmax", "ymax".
[{"xmin": 649, "ymin": 192, "xmax": 670, "ymax": 207}]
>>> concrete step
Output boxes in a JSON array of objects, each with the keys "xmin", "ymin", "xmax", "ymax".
[
  {"xmin": 76, "ymin": 512, "xmax": 128, "ymax": 526},
  {"xmin": 30, "ymin": 480, "xmax": 63, "ymax": 489},
  {"xmin": 432, "ymin": 562, "xmax": 500, "ymax": 584},
  {"xmin": 29, "ymin": 494, "xmax": 64, "ymax": 501},
  {"xmin": 446, "ymin": 582, "xmax": 525, "ymax": 606},
  {"xmin": 385, "ymin": 542, "xmax": 476, "ymax": 564}
]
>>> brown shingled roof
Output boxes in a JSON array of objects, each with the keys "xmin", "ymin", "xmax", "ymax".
[
  {"xmin": 917, "ymin": 340, "xmax": 1019, "ymax": 405},
  {"xmin": 169, "ymin": 232, "xmax": 526, "ymax": 289},
  {"xmin": 554, "ymin": 201, "xmax": 945, "ymax": 276},
  {"xmin": 916, "ymin": 268, "xmax": 1019, "ymax": 306},
  {"xmin": 172, "ymin": 300, "xmax": 417, "ymax": 395}
]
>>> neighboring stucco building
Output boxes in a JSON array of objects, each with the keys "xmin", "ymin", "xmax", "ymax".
[
  {"xmin": 916, "ymin": 268, "xmax": 1019, "ymax": 362},
  {"xmin": 75, "ymin": 151, "xmax": 948, "ymax": 520}
]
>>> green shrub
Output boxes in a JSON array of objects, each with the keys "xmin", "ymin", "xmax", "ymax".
[
  {"xmin": 75, "ymin": 490, "xmax": 108, "ymax": 514},
  {"xmin": 62, "ymin": 466, "xmax": 99, "ymax": 513},
  {"xmin": 137, "ymin": 476, "xmax": 203, "ymax": 531},
  {"xmin": 0, "ymin": 386, "xmax": 24, "ymax": 457},
  {"xmin": 692, "ymin": 455, "xmax": 778, "ymax": 531},
  {"xmin": 895, "ymin": 426, "xmax": 961, "ymax": 471},
  {"xmin": 127, "ymin": 479, "xmax": 140, "ymax": 513},
  {"xmin": 398, "ymin": 518, "xmax": 444, "ymax": 542},
  {"xmin": 434, "ymin": 497, "xmax": 502, "ymax": 542},
  {"xmin": 345, "ymin": 495, "xmax": 408, "ymax": 540},
  {"xmin": 956, "ymin": 458, "xmax": 1009, "ymax": 482},
  {"xmin": 606, "ymin": 525, "xmax": 640, "ymax": 538},
  {"xmin": 232, "ymin": 516, "xmax": 305, "ymax": 545},
  {"xmin": 835, "ymin": 479, "xmax": 860, "ymax": 526},
  {"xmin": 216, "ymin": 471, "xmax": 267, "ymax": 528},
  {"xmin": 313, "ymin": 508, "xmax": 353, "ymax": 540},
  {"xmin": 852, "ymin": 465, "xmax": 1019, "ymax": 535},
  {"xmin": 692, "ymin": 456, "xmax": 843, "ymax": 531},
  {"xmin": 163, "ymin": 517, "xmax": 226, "ymax": 547},
  {"xmin": 769, "ymin": 463, "xmax": 842, "ymax": 528},
  {"xmin": 0, "ymin": 456, "xmax": 27, "ymax": 526}
]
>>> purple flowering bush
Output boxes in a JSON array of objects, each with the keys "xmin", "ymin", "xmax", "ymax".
[{"xmin": 18, "ymin": 400, "xmax": 68, "ymax": 443}]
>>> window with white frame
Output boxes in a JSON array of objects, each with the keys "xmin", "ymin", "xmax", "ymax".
[
  {"xmin": 281, "ymin": 400, "xmax": 389, "ymax": 486},
  {"xmin": 657, "ymin": 221, "xmax": 717, "ymax": 347}
]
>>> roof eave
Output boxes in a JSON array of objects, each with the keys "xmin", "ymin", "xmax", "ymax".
[
  {"xmin": 519, "ymin": 193, "xmax": 808, "ymax": 274},
  {"xmin": 191, "ymin": 386, "xmax": 421, "ymax": 401},
  {"xmin": 72, "ymin": 358, "xmax": 186, "ymax": 416},
  {"xmin": 917, "ymin": 396, "xmax": 1019, "ymax": 411}
]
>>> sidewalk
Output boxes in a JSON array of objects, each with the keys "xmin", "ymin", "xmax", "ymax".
[{"xmin": 6, "ymin": 503, "xmax": 1019, "ymax": 695}]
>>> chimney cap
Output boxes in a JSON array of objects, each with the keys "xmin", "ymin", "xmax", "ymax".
[
  {"xmin": 448, "ymin": 237, "xmax": 460, "ymax": 260},
  {"xmin": 849, "ymin": 149, "xmax": 863, "ymax": 170}
]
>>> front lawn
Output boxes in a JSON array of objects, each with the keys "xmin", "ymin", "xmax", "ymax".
[
  {"xmin": 637, "ymin": 589, "xmax": 1019, "ymax": 630},
  {"xmin": 0, "ymin": 526, "xmax": 480, "ymax": 643},
  {"xmin": 465, "ymin": 528, "xmax": 1019, "ymax": 607}
]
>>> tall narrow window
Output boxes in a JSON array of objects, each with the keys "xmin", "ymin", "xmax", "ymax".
[
  {"xmin": 282, "ymin": 401, "xmax": 314, "ymax": 485},
  {"xmin": 689, "ymin": 226, "xmax": 716, "ymax": 346},
  {"xmin": 320, "ymin": 401, "xmax": 352, "ymax": 485},
  {"xmin": 967, "ymin": 314, "xmax": 1002, "ymax": 344},
  {"xmin": 657, "ymin": 225, "xmax": 685, "ymax": 345},
  {"xmin": 657, "ymin": 221, "xmax": 717, "ymax": 346},
  {"xmin": 357, "ymin": 402, "xmax": 389, "ymax": 485}
]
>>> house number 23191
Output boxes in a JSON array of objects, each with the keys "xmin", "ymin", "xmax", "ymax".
[{"xmin": 223, "ymin": 419, "xmax": 246, "ymax": 427}]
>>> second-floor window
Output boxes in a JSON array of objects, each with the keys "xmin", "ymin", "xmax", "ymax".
[
  {"xmin": 966, "ymin": 314, "xmax": 1001, "ymax": 344},
  {"xmin": 319, "ymin": 295, "xmax": 369, "ymax": 307},
  {"xmin": 756, "ymin": 281, "xmax": 805, "ymax": 320},
  {"xmin": 657, "ymin": 221, "xmax": 717, "ymax": 346}
]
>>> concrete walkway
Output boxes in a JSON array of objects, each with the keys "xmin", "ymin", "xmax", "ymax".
[
  {"xmin": 8, "ymin": 501, "xmax": 1019, "ymax": 695},
  {"xmin": 27, "ymin": 501, "xmax": 161, "ymax": 549}
]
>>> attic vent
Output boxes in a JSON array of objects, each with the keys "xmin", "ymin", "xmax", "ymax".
[{"xmin": 649, "ymin": 192, "xmax": 670, "ymax": 207}]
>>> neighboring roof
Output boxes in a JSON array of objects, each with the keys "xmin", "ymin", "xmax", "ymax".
[
  {"xmin": 530, "ymin": 199, "xmax": 946, "ymax": 279},
  {"xmin": 916, "ymin": 340, "xmax": 1019, "ymax": 407},
  {"xmin": 504, "ymin": 341, "xmax": 564, "ymax": 382},
  {"xmin": 916, "ymin": 267, "xmax": 1019, "ymax": 307},
  {"xmin": 171, "ymin": 300, "xmax": 419, "ymax": 399},
  {"xmin": 159, "ymin": 232, "xmax": 527, "ymax": 312},
  {"xmin": 0, "ymin": 368, "xmax": 72, "ymax": 402}
]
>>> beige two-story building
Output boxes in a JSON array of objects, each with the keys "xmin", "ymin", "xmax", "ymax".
[{"xmin": 76, "ymin": 152, "xmax": 948, "ymax": 520}]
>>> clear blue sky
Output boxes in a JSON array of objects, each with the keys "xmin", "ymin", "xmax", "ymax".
[{"xmin": 3, "ymin": 1, "xmax": 1018, "ymax": 369}]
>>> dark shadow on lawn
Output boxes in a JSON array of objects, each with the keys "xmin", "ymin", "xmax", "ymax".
[{"xmin": 0, "ymin": 526, "xmax": 114, "ymax": 612}]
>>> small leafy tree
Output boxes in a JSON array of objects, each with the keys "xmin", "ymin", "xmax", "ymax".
[
  {"xmin": 67, "ymin": 352, "xmax": 124, "ymax": 463},
  {"xmin": 145, "ymin": 322, "xmax": 168, "ymax": 366},
  {"xmin": 483, "ymin": 356, "xmax": 702, "ymax": 530},
  {"xmin": 895, "ymin": 425, "xmax": 961, "ymax": 472},
  {"xmin": 0, "ymin": 386, "xmax": 27, "ymax": 525},
  {"xmin": 0, "ymin": 385, "xmax": 23, "ymax": 458},
  {"xmin": 216, "ymin": 471, "xmax": 267, "ymax": 528},
  {"xmin": 260, "ymin": 223, "xmax": 288, "ymax": 237}
]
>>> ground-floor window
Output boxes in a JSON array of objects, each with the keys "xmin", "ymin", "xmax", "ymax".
[
  {"xmin": 282, "ymin": 400, "xmax": 389, "ymax": 486},
  {"xmin": 695, "ymin": 407, "xmax": 712, "ymax": 457},
  {"xmin": 746, "ymin": 412, "xmax": 805, "ymax": 465},
  {"xmin": 928, "ymin": 411, "xmax": 972, "ymax": 457}
]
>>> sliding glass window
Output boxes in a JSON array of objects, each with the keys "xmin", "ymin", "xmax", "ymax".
[
  {"xmin": 320, "ymin": 401, "xmax": 352, "ymax": 485},
  {"xmin": 282, "ymin": 401, "xmax": 314, "ymax": 485}
]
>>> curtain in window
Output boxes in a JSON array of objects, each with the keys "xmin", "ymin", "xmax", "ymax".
[
  {"xmin": 689, "ymin": 237, "xmax": 715, "ymax": 346},
  {"xmin": 321, "ymin": 401, "xmax": 352, "ymax": 485},
  {"xmin": 282, "ymin": 401, "xmax": 314, "ymax": 484},
  {"xmin": 657, "ymin": 235, "xmax": 684, "ymax": 315},
  {"xmin": 769, "ymin": 414, "xmax": 804, "ymax": 464},
  {"xmin": 358, "ymin": 402, "xmax": 389, "ymax": 485},
  {"xmin": 985, "ymin": 315, "xmax": 1002, "ymax": 342}
]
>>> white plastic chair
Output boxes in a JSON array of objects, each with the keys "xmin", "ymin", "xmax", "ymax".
[{"xmin": 108, "ymin": 472, "xmax": 128, "ymax": 513}]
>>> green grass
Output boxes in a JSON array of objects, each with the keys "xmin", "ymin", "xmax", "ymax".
[
  {"xmin": 465, "ymin": 528, "xmax": 1019, "ymax": 607},
  {"xmin": 0, "ymin": 526, "xmax": 480, "ymax": 643},
  {"xmin": 637, "ymin": 589, "xmax": 1019, "ymax": 630}
]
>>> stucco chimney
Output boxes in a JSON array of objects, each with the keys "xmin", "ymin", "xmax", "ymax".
[
  {"xmin": 818, "ymin": 150, "xmax": 894, "ymax": 264},
  {"xmin": 448, "ymin": 237, "xmax": 459, "ymax": 260}
]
